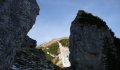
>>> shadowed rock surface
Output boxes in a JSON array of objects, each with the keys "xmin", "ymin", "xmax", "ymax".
[
  {"xmin": 12, "ymin": 36, "xmax": 60, "ymax": 70},
  {"xmin": 0, "ymin": 0, "xmax": 39, "ymax": 69},
  {"xmin": 69, "ymin": 10, "xmax": 119, "ymax": 70},
  {"xmin": 0, "ymin": 0, "xmax": 62, "ymax": 70},
  {"xmin": 114, "ymin": 37, "xmax": 120, "ymax": 69}
]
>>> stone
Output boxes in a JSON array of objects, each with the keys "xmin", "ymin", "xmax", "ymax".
[
  {"xmin": 69, "ymin": 10, "xmax": 118, "ymax": 70},
  {"xmin": 114, "ymin": 37, "xmax": 120, "ymax": 70},
  {"xmin": 12, "ymin": 36, "xmax": 60, "ymax": 70},
  {"xmin": 0, "ymin": 0, "xmax": 39, "ymax": 69}
]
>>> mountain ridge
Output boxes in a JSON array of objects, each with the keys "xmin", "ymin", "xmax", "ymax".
[{"xmin": 37, "ymin": 37, "xmax": 69, "ymax": 48}]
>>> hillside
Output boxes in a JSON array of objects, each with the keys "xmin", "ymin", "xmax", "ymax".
[
  {"xmin": 37, "ymin": 37, "xmax": 69, "ymax": 48},
  {"xmin": 37, "ymin": 37, "xmax": 70, "ymax": 68}
]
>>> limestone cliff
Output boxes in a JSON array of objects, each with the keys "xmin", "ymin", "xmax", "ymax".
[
  {"xmin": 69, "ymin": 10, "xmax": 119, "ymax": 70},
  {"xmin": 0, "ymin": 0, "xmax": 39, "ymax": 69}
]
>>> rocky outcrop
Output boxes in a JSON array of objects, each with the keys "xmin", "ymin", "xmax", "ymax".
[
  {"xmin": 69, "ymin": 10, "xmax": 119, "ymax": 70},
  {"xmin": 114, "ymin": 37, "xmax": 120, "ymax": 69},
  {"xmin": 12, "ymin": 36, "xmax": 60, "ymax": 70},
  {"xmin": 0, "ymin": 0, "xmax": 39, "ymax": 69}
]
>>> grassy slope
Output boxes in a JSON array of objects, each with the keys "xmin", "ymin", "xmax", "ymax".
[{"xmin": 42, "ymin": 39, "xmax": 69, "ymax": 67}]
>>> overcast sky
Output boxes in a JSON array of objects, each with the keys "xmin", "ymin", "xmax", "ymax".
[{"xmin": 28, "ymin": 0, "xmax": 120, "ymax": 45}]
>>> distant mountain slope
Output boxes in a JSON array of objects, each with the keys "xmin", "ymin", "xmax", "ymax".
[
  {"xmin": 37, "ymin": 37, "xmax": 69, "ymax": 48},
  {"xmin": 37, "ymin": 37, "xmax": 70, "ymax": 68}
]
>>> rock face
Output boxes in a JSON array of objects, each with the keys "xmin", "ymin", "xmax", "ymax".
[
  {"xmin": 69, "ymin": 10, "xmax": 119, "ymax": 70},
  {"xmin": 12, "ymin": 36, "xmax": 60, "ymax": 70},
  {"xmin": 114, "ymin": 37, "xmax": 120, "ymax": 69},
  {"xmin": 0, "ymin": 0, "xmax": 39, "ymax": 69}
]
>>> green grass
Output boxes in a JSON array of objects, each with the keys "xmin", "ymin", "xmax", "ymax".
[
  {"xmin": 43, "ymin": 42, "xmax": 59, "ymax": 55},
  {"xmin": 59, "ymin": 39, "xmax": 69, "ymax": 47},
  {"xmin": 42, "ymin": 39, "xmax": 69, "ymax": 63},
  {"xmin": 42, "ymin": 42, "xmax": 59, "ymax": 61}
]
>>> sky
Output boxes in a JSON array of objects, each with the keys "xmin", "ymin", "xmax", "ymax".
[{"xmin": 28, "ymin": 0, "xmax": 120, "ymax": 45}]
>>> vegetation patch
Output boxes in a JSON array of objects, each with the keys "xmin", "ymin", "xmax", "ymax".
[
  {"xmin": 43, "ymin": 42, "xmax": 59, "ymax": 55},
  {"xmin": 59, "ymin": 39, "xmax": 69, "ymax": 47},
  {"xmin": 41, "ymin": 38, "xmax": 69, "ymax": 67},
  {"xmin": 77, "ymin": 10, "xmax": 108, "ymax": 28},
  {"xmin": 42, "ymin": 42, "xmax": 59, "ymax": 61}
]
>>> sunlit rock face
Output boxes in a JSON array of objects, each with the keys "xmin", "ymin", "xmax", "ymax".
[
  {"xmin": 58, "ymin": 41, "xmax": 71, "ymax": 67},
  {"xmin": 0, "ymin": 0, "xmax": 39, "ymax": 69},
  {"xmin": 69, "ymin": 10, "xmax": 118, "ymax": 70}
]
